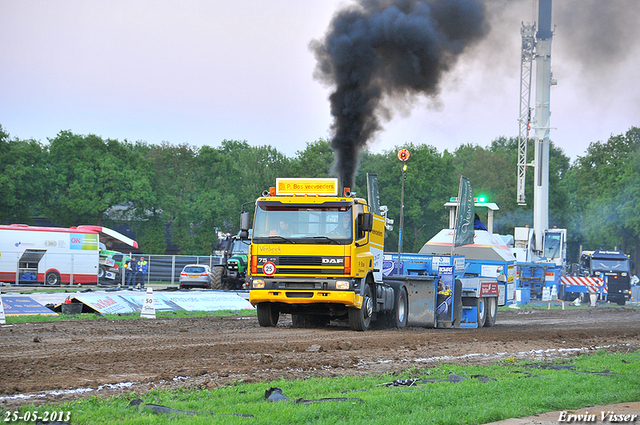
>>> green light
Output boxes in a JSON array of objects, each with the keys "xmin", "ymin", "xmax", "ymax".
[
  {"xmin": 477, "ymin": 196, "xmax": 486, "ymax": 203},
  {"xmin": 449, "ymin": 197, "xmax": 458, "ymax": 202}
]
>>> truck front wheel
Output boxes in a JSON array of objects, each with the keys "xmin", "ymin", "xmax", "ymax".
[
  {"xmin": 349, "ymin": 284, "xmax": 372, "ymax": 331},
  {"xmin": 257, "ymin": 303, "xmax": 279, "ymax": 327}
]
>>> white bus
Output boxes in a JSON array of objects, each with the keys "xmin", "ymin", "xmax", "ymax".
[{"xmin": 0, "ymin": 224, "xmax": 138, "ymax": 285}]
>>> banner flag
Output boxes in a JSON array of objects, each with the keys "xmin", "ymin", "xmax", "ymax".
[{"xmin": 454, "ymin": 176, "xmax": 475, "ymax": 248}]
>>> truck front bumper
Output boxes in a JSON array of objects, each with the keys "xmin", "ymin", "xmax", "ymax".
[{"xmin": 249, "ymin": 276, "xmax": 361, "ymax": 308}]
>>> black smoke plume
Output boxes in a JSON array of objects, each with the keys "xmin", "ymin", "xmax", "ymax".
[{"xmin": 311, "ymin": 0, "xmax": 490, "ymax": 189}]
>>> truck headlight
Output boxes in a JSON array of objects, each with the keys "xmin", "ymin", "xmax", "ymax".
[
  {"xmin": 252, "ymin": 279, "xmax": 265, "ymax": 289},
  {"xmin": 336, "ymin": 280, "xmax": 350, "ymax": 290}
]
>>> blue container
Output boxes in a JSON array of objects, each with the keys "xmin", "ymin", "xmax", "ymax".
[{"xmin": 516, "ymin": 287, "xmax": 530, "ymax": 305}]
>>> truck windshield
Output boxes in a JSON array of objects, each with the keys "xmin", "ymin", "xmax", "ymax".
[
  {"xmin": 591, "ymin": 259, "xmax": 630, "ymax": 272},
  {"xmin": 252, "ymin": 203, "xmax": 353, "ymax": 244},
  {"xmin": 231, "ymin": 239, "xmax": 250, "ymax": 255}
]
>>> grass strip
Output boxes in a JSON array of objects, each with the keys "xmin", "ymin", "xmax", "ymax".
[{"xmin": 3, "ymin": 350, "xmax": 638, "ymax": 425}]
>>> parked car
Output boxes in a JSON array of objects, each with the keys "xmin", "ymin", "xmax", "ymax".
[{"xmin": 179, "ymin": 264, "xmax": 213, "ymax": 289}]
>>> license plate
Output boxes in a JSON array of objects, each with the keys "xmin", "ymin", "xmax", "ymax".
[{"xmin": 189, "ymin": 275, "xmax": 199, "ymax": 278}]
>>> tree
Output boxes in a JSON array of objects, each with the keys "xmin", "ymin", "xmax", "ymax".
[
  {"xmin": 213, "ymin": 140, "xmax": 292, "ymax": 233},
  {"xmin": 356, "ymin": 144, "xmax": 457, "ymax": 253},
  {"xmin": 0, "ymin": 126, "xmax": 48, "ymax": 223},
  {"xmin": 142, "ymin": 142, "xmax": 201, "ymax": 253},
  {"xmin": 568, "ymin": 127, "xmax": 640, "ymax": 267},
  {"xmin": 452, "ymin": 138, "xmax": 570, "ymax": 240},
  {"xmin": 290, "ymin": 139, "xmax": 336, "ymax": 178},
  {"xmin": 46, "ymin": 131, "xmax": 153, "ymax": 227}
]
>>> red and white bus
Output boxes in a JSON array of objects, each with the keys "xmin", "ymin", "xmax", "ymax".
[{"xmin": 0, "ymin": 224, "xmax": 138, "ymax": 285}]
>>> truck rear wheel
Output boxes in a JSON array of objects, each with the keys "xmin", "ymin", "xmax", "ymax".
[
  {"xmin": 349, "ymin": 284, "xmax": 372, "ymax": 331},
  {"xmin": 210, "ymin": 266, "xmax": 224, "ymax": 290},
  {"xmin": 257, "ymin": 303, "xmax": 279, "ymax": 327},
  {"xmin": 476, "ymin": 297, "xmax": 487, "ymax": 327},
  {"xmin": 392, "ymin": 286, "xmax": 408, "ymax": 328},
  {"xmin": 484, "ymin": 297, "xmax": 497, "ymax": 327}
]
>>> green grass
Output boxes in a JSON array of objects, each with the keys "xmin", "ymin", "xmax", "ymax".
[
  {"xmin": 3, "ymin": 350, "xmax": 639, "ymax": 425},
  {"xmin": 2, "ymin": 309, "xmax": 256, "ymax": 323}
]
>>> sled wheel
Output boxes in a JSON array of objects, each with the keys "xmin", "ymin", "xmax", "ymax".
[{"xmin": 484, "ymin": 297, "xmax": 497, "ymax": 327}]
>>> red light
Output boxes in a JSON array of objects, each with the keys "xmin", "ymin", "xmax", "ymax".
[{"xmin": 269, "ymin": 187, "xmax": 276, "ymax": 196}]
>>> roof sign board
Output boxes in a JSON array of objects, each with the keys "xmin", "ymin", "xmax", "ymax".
[{"xmin": 276, "ymin": 178, "xmax": 338, "ymax": 196}]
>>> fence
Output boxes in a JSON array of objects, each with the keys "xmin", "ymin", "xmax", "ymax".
[{"xmin": 136, "ymin": 255, "xmax": 225, "ymax": 285}]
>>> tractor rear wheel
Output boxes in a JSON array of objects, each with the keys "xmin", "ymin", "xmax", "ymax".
[{"xmin": 210, "ymin": 266, "xmax": 224, "ymax": 290}]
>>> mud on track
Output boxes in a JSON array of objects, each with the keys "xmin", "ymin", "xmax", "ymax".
[{"xmin": 1, "ymin": 306, "xmax": 639, "ymax": 409}]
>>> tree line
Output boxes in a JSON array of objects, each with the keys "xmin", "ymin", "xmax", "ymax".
[{"xmin": 1, "ymin": 125, "xmax": 638, "ymax": 268}]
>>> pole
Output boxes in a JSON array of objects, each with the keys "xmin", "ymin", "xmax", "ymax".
[
  {"xmin": 397, "ymin": 164, "xmax": 406, "ymax": 274},
  {"xmin": 396, "ymin": 149, "xmax": 410, "ymax": 275}
]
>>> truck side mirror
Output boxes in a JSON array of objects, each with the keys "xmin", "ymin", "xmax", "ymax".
[
  {"xmin": 359, "ymin": 212, "xmax": 373, "ymax": 232},
  {"xmin": 239, "ymin": 211, "xmax": 251, "ymax": 239}
]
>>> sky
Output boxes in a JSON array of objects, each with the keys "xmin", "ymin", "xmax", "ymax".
[{"xmin": 1, "ymin": 0, "xmax": 639, "ymax": 163}]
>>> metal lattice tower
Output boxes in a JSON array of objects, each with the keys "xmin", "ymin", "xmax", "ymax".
[{"xmin": 517, "ymin": 22, "xmax": 536, "ymax": 206}]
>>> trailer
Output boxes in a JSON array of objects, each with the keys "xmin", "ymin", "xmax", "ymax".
[{"xmin": 0, "ymin": 224, "xmax": 138, "ymax": 285}]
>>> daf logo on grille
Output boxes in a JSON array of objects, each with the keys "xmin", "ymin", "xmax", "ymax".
[{"xmin": 322, "ymin": 258, "xmax": 344, "ymax": 265}]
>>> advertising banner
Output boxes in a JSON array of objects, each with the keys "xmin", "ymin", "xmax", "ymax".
[
  {"xmin": 1, "ymin": 296, "xmax": 58, "ymax": 316},
  {"xmin": 70, "ymin": 291, "xmax": 254, "ymax": 315},
  {"xmin": 436, "ymin": 266, "xmax": 454, "ymax": 324}
]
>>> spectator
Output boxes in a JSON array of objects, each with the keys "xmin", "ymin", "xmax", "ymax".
[
  {"xmin": 126, "ymin": 256, "xmax": 137, "ymax": 287},
  {"xmin": 474, "ymin": 213, "xmax": 487, "ymax": 231},
  {"xmin": 137, "ymin": 257, "xmax": 148, "ymax": 288}
]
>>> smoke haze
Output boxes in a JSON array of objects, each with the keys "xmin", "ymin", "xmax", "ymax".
[{"xmin": 311, "ymin": 0, "xmax": 490, "ymax": 189}]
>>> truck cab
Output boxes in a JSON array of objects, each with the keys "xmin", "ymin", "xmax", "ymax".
[
  {"xmin": 247, "ymin": 178, "xmax": 390, "ymax": 331},
  {"xmin": 581, "ymin": 249, "xmax": 632, "ymax": 305}
]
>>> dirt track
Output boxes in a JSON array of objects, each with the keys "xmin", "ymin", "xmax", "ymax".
[{"xmin": 1, "ymin": 305, "xmax": 639, "ymax": 409}]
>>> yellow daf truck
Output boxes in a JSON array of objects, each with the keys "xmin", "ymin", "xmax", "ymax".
[{"xmin": 245, "ymin": 177, "xmax": 405, "ymax": 331}]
